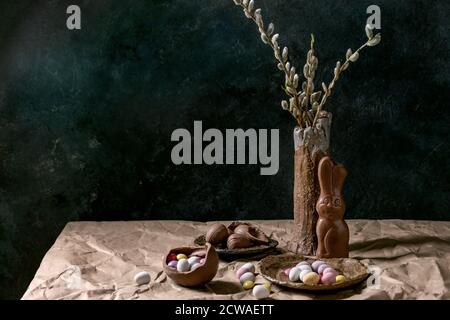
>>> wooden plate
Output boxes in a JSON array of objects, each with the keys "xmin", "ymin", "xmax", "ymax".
[
  {"xmin": 259, "ymin": 254, "xmax": 369, "ymax": 291},
  {"xmin": 194, "ymin": 235, "xmax": 279, "ymax": 260}
]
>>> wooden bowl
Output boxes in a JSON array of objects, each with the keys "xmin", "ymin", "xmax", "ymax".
[
  {"xmin": 194, "ymin": 235, "xmax": 278, "ymax": 260},
  {"xmin": 163, "ymin": 243, "xmax": 219, "ymax": 287},
  {"xmin": 259, "ymin": 254, "xmax": 369, "ymax": 291}
]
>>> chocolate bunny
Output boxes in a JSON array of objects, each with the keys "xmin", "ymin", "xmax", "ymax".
[{"xmin": 316, "ymin": 156, "xmax": 349, "ymax": 258}]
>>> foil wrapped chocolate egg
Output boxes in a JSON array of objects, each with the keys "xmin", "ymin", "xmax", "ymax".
[
  {"xmin": 205, "ymin": 223, "xmax": 229, "ymax": 245},
  {"xmin": 227, "ymin": 233, "xmax": 253, "ymax": 249}
]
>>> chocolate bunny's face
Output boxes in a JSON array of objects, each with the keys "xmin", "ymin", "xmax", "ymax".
[{"xmin": 316, "ymin": 157, "xmax": 347, "ymax": 220}]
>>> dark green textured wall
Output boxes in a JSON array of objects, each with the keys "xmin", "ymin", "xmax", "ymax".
[{"xmin": 0, "ymin": 0, "xmax": 449, "ymax": 299}]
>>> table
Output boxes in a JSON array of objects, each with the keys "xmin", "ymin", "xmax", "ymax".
[{"xmin": 22, "ymin": 220, "xmax": 450, "ymax": 299}]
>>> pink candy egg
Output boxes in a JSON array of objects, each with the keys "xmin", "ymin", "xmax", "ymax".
[
  {"xmin": 236, "ymin": 267, "xmax": 251, "ymax": 279},
  {"xmin": 323, "ymin": 267, "xmax": 338, "ymax": 276},
  {"xmin": 199, "ymin": 258, "xmax": 205, "ymax": 265},
  {"xmin": 320, "ymin": 272, "xmax": 337, "ymax": 285},
  {"xmin": 284, "ymin": 268, "xmax": 292, "ymax": 276},
  {"xmin": 318, "ymin": 264, "xmax": 330, "ymax": 274}
]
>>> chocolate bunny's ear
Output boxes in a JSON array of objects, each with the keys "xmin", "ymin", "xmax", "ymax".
[
  {"xmin": 332, "ymin": 164, "xmax": 348, "ymax": 196},
  {"xmin": 318, "ymin": 156, "xmax": 334, "ymax": 196}
]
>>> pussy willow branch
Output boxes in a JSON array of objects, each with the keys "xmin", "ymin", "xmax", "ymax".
[
  {"xmin": 233, "ymin": 0, "xmax": 306, "ymax": 127},
  {"xmin": 312, "ymin": 32, "xmax": 381, "ymax": 126},
  {"xmin": 233, "ymin": 0, "xmax": 381, "ymax": 129}
]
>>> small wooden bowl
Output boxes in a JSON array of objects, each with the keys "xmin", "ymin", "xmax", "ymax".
[
  {"xmin": 259, "ymin": 254, "xmax": 369, "ymax": 291},
  {"xmin": 163, "ymin": 243, "xmax": 219, "ymax": 287}
]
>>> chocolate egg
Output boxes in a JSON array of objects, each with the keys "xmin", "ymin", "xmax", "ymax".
[
  {"xmin": 227, "ymin": 233, "xmax": 253, "ymax": 249},
  {"xmin": 303, "ymin": 272, "xmax": 320, "ymax": 285},
  {"xmin": 233, "ymin": 224, "xmax": 251, "ymax": 236},
  {"xmin": 205, "ymin": 223, "xmax": 229, "ymax": 245},
  {"xmin": 189, "ymin": 249, "xmax": 207, "ymax": 258},
  {"xmin": 228, "ymin": 222, "xmax": 269, "ymax": 245},
  {"xmin": 163, "ymin": 243, "xmax": 219, "ymax": 287},
  {"xmin": 168, "ymin": 260, "xmax": 178, "ymax": 269}
]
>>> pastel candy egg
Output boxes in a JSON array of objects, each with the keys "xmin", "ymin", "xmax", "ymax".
[
  {"xmin": 336, "ymin": 275, "xmax": 346, "ymax": 284},
  {"xmin": 318, "ymin": 264, "xmax": 330, "ymax": 274},
  {"xmin": 199, "ymin": 258, "xmax": 205, "ymax": 265},
  {"xmin": 242, "ymin": 280, "xmax": 255, "ymax": 290},
  {"xmin": 241, "ymin": 263, "xmax": 256, "ymax": 274},
  {"xmin": 299, "ymin": 269, "xmax": 311, "ymax": 282},
  {"xmin": 323, "ymin": 267, "xmax": 338, "ymax": 276},
  {"xmin": 303, "ymin": 272, "xmax": 320, "ymax": 285},
  {"xmin": 297, "ymin": 264, "xmax": 312, "ymax": 272},
  {"xmin": 188, "ymin": 256, "xmax": 200, "ymax": 266},
  {"xmin": 296, "ymin": 261, "xmax": 310, "ymax": 267},
  {"xmin": 283, "ymin": 268, "xmax": 292, "ymax": 276},
  {"xmin": 263, "ymin": 282, "xmax": 271, "ymax": 291},
  {"xmin": 176, "ymin": 253, "xmax": 188, "ymax": 260},
  {"xmin": 320, "ymin": 272, "xmax": 336, "ymax": 285},
  {"xmin": 311, "ymin": 260, "xmax": 325, "ymax": 272},
  {"xmin": 167, "ymin": 260, "xmax": 178, "ymax": 269},
  {"xmin": 191, "ymin": 263, "xmax": 202, "ymax": 271},
  {"xmin": 176, "ymin": 259, "xmax": 190, "ymax": 272},
  {"xmin": 236, "ymin": 267, "xmax": 251, "ymax": 279},
  {"xmin": 134, "ymin": 271, "xmax": 151, "ymax": 285},
  {"xmin": 240, "ymin": 272, "xmax": 256, "ymax": 284},
  {"xmin": 289, "ymin": 267, "xmax": 301, "ymax": 282},
  {"xmin": 252, "ymin": 285, "xmax": 270, "ymax": 299}
]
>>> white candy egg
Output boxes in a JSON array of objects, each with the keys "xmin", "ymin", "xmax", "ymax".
[
  {"xmin": 299, "ymin": 269, "xmax": 311, "ymax": 282},
  {"xmin": 191, "ymin": 263, "xmax": 202, "ymax": 271},
  {"xmin": 297, "ymin": 264, "xmax": 312, "ymax": 272},
  {"xmin": 239, "ymin": 272, "xmax": 256, "ymax": 284},
  {"xmin": 288, "ymin": 267, "xmax": 301, "ymax": 282},
  {"xmin": 177, "ymin": 259, "xmax": 190, "ymax": 272},
  {"xmin": 188, "ymin": 256, "xmax": 200, "ymax": 266},
  {"xmin": 252, "ymin": 285, "xmax": 270, "ymax": 299},
  {"xmin": 134, "ymin": 271, "xmax": 151, "ymax": 285}
]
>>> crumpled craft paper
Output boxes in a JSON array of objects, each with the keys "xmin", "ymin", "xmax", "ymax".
[{"xmin": 22, "ymin": 219, "xmax": 450, "ymax": 300}]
